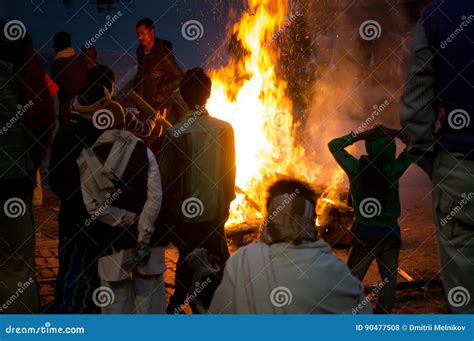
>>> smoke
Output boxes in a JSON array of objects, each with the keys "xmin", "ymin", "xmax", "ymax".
[{"xmin": 299, "ymin": 0, "xmax": 420, "ymax": 182}]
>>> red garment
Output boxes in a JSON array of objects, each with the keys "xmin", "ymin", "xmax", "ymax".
[
  {"xmin": 19, "ymin": 40, "xmax": 55, "ymax": 133},
  {"xmin": 45, "ymin": 72, "xmax": 59, "ymax": 97},
  {"xmin": 18, "ymin": 39, "xmax": 56, "ymax": 166},
  {"xmin": 51, "ymin": 52, "xmax": 88, "ymax": 126}
]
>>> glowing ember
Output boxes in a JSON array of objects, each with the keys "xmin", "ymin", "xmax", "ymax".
[{"xmin": 207, "ymin": 0, "xmax": 344, "ymax": 226}]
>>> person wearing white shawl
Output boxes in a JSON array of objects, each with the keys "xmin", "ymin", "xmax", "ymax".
[{"xmin": 209, "ymin": 179, "xmax": 372, "ymax": 314}]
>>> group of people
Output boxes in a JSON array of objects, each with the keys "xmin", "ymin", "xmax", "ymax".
[{"xmin": 1, "ymin": 0, "xmax": 473, "ymax": 316}]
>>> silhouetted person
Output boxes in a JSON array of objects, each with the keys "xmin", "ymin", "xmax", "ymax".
[
  {"xmin": 400, "ymin": 0, "xmax": 474, "ymax": 313},
  {"xmin": 159, "ymin": 68, "xmax": 235, "ymax": 314},
  {"xmin": 0, "ymin": 23, "xmax": 55, "ymax": 314},
  {"xmin": 51, "ymin": 31, "xmax": 88, "ymax": 127},
  {"xmin": 329, "ymin": 126, "xmax": 411, "ymax": 314},
  {"xmin": 135, "ymin": 18, "xmax": 184, "ymax": 151}
]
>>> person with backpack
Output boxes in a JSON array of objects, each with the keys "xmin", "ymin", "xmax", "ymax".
[{"xmin": 76, "ymin": 87, "xmax": 166, "ymax": 313}]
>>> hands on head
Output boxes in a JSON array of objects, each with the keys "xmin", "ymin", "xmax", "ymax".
[{"xmin": 353, "ymin": 124, "xmax": 406, "ymax": 143}]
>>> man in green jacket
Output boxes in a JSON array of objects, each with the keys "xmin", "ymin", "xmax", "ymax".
[{"xmin": 328, "ymin": 126, "xmax": 411, "ymax": 314}]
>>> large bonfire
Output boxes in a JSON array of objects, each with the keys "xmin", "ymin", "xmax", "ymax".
[{"xmin": 206, "ymin": 0, "xmax": 344, "ymax": 226}]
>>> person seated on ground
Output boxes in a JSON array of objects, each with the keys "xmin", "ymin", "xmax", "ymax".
[
  {"xmin": 75, "ymin": 83, "xmax": 166, "ymax": 314},
  {"xmin": 71, "ymin": 65, "xmax": 160, "ymax": 138},
  {"xmin": 209, "ymin": 179, "xmax": 371, "ymax": 314},
  {"xmin": 328, "ymin": 125, "xmax": 412, "ymax": 314}
]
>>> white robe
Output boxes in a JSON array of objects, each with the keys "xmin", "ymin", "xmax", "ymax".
[{"xmin": 209, "ymin": 240, "xmax": 372, "ymax": 314}]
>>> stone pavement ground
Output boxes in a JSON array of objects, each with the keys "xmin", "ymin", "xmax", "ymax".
[{"xmin": 34, "ymin": 182, "xmax": 446, "ymax": 314}]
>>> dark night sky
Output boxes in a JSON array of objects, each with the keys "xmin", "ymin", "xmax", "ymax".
[{"xmin": 0, "ymin": 0, "xmax": 246, "ymax": 69}]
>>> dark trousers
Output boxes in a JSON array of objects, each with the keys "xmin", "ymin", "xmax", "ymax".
[
  {"xmin": 168, "ymin": 217, "xmax": 230, "ymax": 313},
  {"xmin": 347, "ymin": 238, "xmax": 401, "ymax": 314},
  {"xmin": 0, "ymin": 193, "xmax": 39, "ymax": 313}
]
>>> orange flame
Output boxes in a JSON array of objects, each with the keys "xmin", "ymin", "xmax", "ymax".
[{"xmin": 207, "ymin": 0, "xmax": 344, "ymax": 226}]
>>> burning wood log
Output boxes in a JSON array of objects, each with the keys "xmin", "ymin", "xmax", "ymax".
[
  {"xmin": 317, "ymin": 199, "xmax": 354, "ymax": 248},
  {"xmin": 225, "ymin": 221, "xmax": 260, "ymax": 247},
  {"xmin": 234, "ymin": 186, "xmax": 261, "ymax": 212}
]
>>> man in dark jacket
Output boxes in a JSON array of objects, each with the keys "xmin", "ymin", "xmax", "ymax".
[
  {"xmin": 0, "ymin": 24, "xmax": 55, "ymax": 314},
  {"xmin": 51, "ymin": 31, "xmax": 88, "ymax": 127},
  {"xmin": 135, "ymin": 18, "xmax": 184, "ymax": 150},
  {"xmin": 159, "ymin": 68, "xmax": 236, "ymax": 314},
  {"xmin": 400, "ymin": 0, "xmax": 474, "ymax": 313},
  {"xmin": 49, "ymin": 82, "xmax": 125, "ymax": 313}
]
